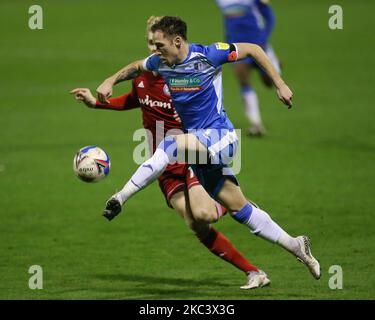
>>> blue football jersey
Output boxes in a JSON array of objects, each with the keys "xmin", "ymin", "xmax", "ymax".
[{"xmin": 143, "ymin": 43, "xmax": 238, "ymax": 131}]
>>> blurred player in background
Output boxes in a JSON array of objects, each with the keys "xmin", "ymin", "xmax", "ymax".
[
  {"xmin": 95, "ymin": 16, "xmax": 321, "ymax": 282},
  {"xmin": 71, "ymin": 16, "xmax": 270, "ymax": 290},
  {"xmin": 215, "ymin": 0, "xmax": 281, "ymax": 136}
]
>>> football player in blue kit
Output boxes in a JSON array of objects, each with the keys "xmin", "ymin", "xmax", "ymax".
[
  {"xmin": 96, "ymin": 16, "xmax": 321, "ymax": 283},
  {"xmin": 215, "ymin": 0, "xmax": 281, "ymax": 136}
]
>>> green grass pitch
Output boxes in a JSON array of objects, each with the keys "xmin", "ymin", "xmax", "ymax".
[{"xmin": 0, "ymin": 0, "xmax": 374, "ymax": 299}]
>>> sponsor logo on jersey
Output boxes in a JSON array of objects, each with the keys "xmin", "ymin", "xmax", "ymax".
[
  {"xmin": 138, "ymin": 95, "xmax": 172, "ymax": 109},
  {"xmin": 168, "ymin": 77, "xmax": 202, "ymax": 92},
  {"xmin": 215, "ymin": 42, "xmax": 230, "ymax": 50}
]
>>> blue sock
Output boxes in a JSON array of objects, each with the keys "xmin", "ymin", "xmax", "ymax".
[
  {"xmin": 231, "ymin": 202, "xmax": 253, "ymax": 224},
  {"xmin": 241, "ymin": 86, "xmax": 253, "ymax": 95}
]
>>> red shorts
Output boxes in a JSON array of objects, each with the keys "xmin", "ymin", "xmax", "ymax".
[{"xmin": 158, "ymin": 163, "xmax": 200, "ymax": 208}]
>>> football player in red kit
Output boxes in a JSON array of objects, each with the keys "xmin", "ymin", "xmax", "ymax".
[{"xmin": 70, "ymin": 16, "xmax": 270, "ymax": 289}]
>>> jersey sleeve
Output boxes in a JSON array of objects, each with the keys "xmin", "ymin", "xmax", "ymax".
[
  {"xmin": 95, "ymin": 81, "xmax": 140, "ymax": 111},
  {"xmin": 142, "ymin": 54, "xmax": 161, "ymax": 72},
  {"xmin": 205, "ymin": 42, "xmax": 239, "ymax": 67}
]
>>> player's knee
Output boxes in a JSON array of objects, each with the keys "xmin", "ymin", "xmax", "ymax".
[{"xmin": 192, "ymin": 207, "xmax": 217, "ymax": 224}]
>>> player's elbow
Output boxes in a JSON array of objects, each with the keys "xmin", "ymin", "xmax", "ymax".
[
  {"xmin": 238, "ymin": 43, "xmax": 263, "ymax": 60},
  {"xmin": 247, "ymin": 43, "xmax": 263, "ymax": 57}
]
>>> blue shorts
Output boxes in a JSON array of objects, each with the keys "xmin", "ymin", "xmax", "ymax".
[
  {"xmin": 189, "ymin": 128, "xmax": 239, "ymax": 199},
  {"xmin": 191, "ymin": 164, "xmax": 239, "ymax": 200},
  {"xmin": 225, "ymin": 17, "xmax": 265, "ymax": 46},
  {"xmin": 225, "ymin": 19, "xmax": 266, "ymax": 67},
  {"xmin": 190, "ymin": 128, "xmax": 238, "ymax": 166}
]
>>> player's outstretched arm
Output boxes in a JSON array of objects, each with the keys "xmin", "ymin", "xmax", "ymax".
[
  {"xmin": 235, "ymin": 43, "xmax": 293, "ymax": 108},
  {"xmin": 70, "ymin": 88, "xmax": 140, "ymax": 111},
  {"xmin": 70, "ymin": 88, "xmax": 96, "ymax": 108},
  {"xmin": 96, "ymin": 59, "xmax": 146, "ymax": 104}
]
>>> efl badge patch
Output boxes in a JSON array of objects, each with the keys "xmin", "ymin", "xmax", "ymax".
[{"xmin": 215, "ymin": 42, "xmax": 230, "ymax": 50}]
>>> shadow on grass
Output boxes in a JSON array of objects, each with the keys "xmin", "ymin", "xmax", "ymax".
[
  {"xmin": 46, "ymin": 274, "xmax": 319, "ymax": 299},
  {"xmin": 91, "ymin": 273, "xmax": 266, "ymax": 299},
  {"xmin": 95, "ymin": 273, "xmax": 229, "ymax": 286}
]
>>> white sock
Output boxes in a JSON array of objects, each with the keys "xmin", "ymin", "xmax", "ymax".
[
  {"xmin": 246, "ymin": 206, "xmax": 300, "ymax": 254},
  {"xmin": 114, "ymin": 180, "xmax": 140, "ymax": 205},
  {"xmin": 242, "ymin": 89, "xmax": 262, "ymax": 126},
  {"xmin": 114, "ymin": 148, "xmax": 170, "ymax": 205},
  {"xmin": 276, "ymin": 231, "xmax": 299, "ymax": 255},
  {"xmin": 246, "ymin": 206, "xmax": 283, "ymax": 243}
]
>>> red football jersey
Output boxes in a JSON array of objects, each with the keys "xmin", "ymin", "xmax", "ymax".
[{"xmin": 96, "ymin": 72, "xmax": 183, "ymax": 152}]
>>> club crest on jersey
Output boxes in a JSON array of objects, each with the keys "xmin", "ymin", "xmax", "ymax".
[
  {"xmin": 215, "ymin": 42, "xmax": 230, "ymax": 50},
  {"xmin": 168, "ymin": 77, "xmax": 202, "ymax": 92},
  {"xmin": 194, "ymin": 62, "xmax": 204, "ymax": 71}
]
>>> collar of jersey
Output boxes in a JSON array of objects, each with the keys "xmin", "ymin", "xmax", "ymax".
[{"xmin": 179, "ymin": 43, "xmax": 193, "ymax": 65}]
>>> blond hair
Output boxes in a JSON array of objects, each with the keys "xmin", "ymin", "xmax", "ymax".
[{"xmin": 146, "ymin": 15, "xmax": 163, "ymax": 35}]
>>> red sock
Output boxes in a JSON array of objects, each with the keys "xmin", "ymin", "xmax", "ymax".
[{"xmin": 199, "ymin": 227, "xmax": 258, "ymax": 274}]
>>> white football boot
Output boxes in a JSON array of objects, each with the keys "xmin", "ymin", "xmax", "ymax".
[
  {"xmin": 295, "ymin": 236, "xmax": 321, "ymax": 279},
  {"xmin": 240, "ymin": 270, "xmax": 271, "ymax": 290},
  {"xmin": 248, "ymin": 124, "xmax": 266, "ymax": 137}
]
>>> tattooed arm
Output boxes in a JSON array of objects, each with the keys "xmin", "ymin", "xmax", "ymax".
[{"xmin": 96, "ymin": 59, "xmax": 145, "ymax": 104}]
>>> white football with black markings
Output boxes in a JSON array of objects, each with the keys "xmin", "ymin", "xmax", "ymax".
[{"xmin": 73, "ymin": 146, "xmax": 110, "ymax": 182}]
